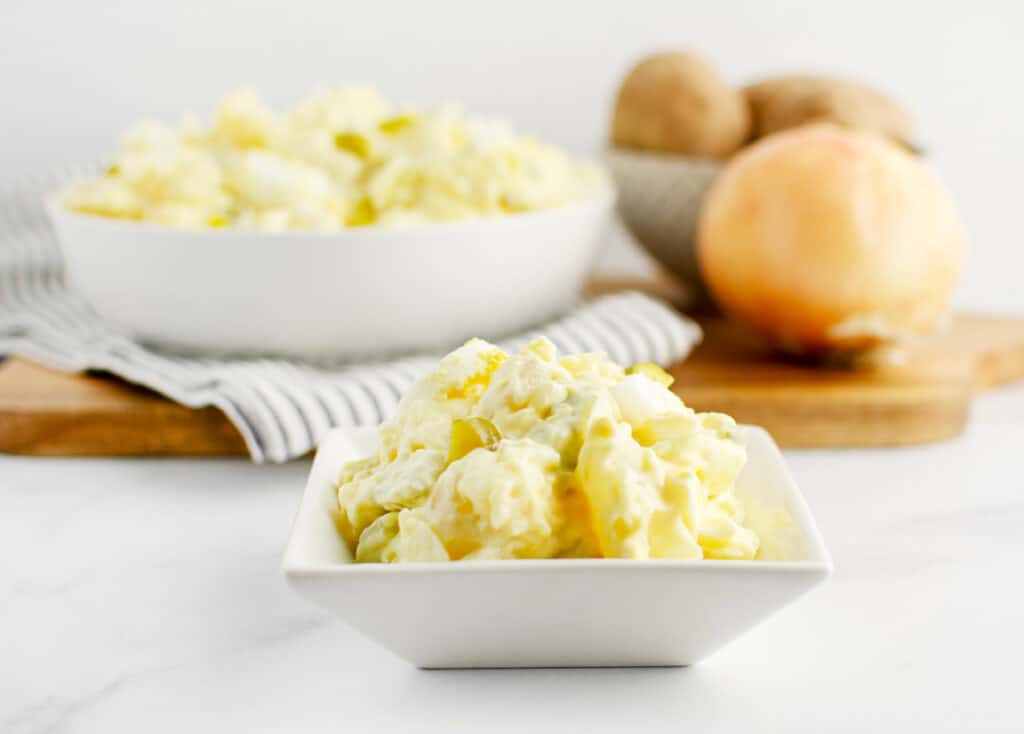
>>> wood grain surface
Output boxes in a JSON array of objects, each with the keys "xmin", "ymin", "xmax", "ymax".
[
  {"xmin": 0, "ymin": 359, "xmax": 247, "ymax": 457},
  {"xmin": 671, "ymin": 314, "xmax": 1024, "ymax": 448}
]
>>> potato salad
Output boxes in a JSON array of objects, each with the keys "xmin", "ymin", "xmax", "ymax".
[
  {"xmin": 62, "ymin": 87, "xmax": 606, "ymax": 230},
  {"xmin": 336, "ymin": 338, "xmax": 760, "ymax": 562}
]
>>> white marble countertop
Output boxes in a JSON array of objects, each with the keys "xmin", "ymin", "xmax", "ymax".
[{"xmin": 3, "ymin": 383, "xmax": 1022, "ymax": 733}]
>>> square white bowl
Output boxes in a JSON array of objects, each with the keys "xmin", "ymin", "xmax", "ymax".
[{"xmin": 282, "ymin": 426, "xmax": 831, "ymax": 668}]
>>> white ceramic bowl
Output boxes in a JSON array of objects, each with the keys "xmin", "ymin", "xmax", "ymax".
[
  {"xmin": 48, "ymin": 191, "xmax": 615, "ymax": 360},
  {"xmin": 282, "ymin": 426, "xmax": 832, "ymax": 669}
]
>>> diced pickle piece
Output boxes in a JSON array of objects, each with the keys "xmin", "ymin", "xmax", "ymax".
[
  {"xmin": 378, "ymin": 115, "xmax": 415, "ymax": 135},
  {"xmin": 625, "ymin": 362, "xmax": 674, "ymax": 388},
  {"xmin": 448, "ymin": 417, "xmax": 501, "ymax": 464},
  {"xmin": 333, "ymin": 131, "xmax": 372, "ymax": 160},
  {"xmin": 345, "ymin": 197, "xmax": 377, "ymax": 227}
]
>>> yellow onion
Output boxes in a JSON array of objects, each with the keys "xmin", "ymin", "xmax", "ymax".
[{"xmin": 697, "ymin": 124, "xmax": 966, "ymax": 354}]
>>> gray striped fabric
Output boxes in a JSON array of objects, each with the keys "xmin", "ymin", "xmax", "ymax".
[{"xmin": 0, "ymin": 172, "xmax": 702, "ymax": 462}]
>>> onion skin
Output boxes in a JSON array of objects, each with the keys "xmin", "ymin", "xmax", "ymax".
[{"xmin": 697, "ymin": 124, "xmax": 966, "ymax": 354}]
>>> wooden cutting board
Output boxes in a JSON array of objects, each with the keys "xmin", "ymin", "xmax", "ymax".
[
  {"xmin": 671, "ymin": 313, "xmax": 1024, "ymax": 447},
  {"xmin": 1, "ymin": 277, "xmax": 1022, "ymax": 457}
]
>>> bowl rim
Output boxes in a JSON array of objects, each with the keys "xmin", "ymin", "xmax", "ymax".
[
  {"xmin": 46, "ymin": 185, "xmax": 617, "ymax": 241},
  {"xmin": 285, "ymin": 554, "xmax": 833, "ymax": 573},
  {"xmin": 281, "ymin": 425, "xmax": 834, "ymax": 577}
]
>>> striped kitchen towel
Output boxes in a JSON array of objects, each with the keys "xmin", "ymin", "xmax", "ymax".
[{"xmin": 0, "ymin": 171, "xmax": 702, "ymax": 462}]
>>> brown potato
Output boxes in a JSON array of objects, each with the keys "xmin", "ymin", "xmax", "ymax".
[
  {"xmin": 612, "ymin": 52, "xmax": 751, "ymax": 159},
  {"xmin": 744, "ymin": 76, "xmax": 913, "ymax": 148}
]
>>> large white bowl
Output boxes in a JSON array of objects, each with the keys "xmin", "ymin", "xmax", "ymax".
[
  {"xmin": 282, "ymin": 426, "xmax": 832, "ymax": 669},
  {"xmin": 48, "ymin": 191, "xmax": 615, "ymax": 360}
]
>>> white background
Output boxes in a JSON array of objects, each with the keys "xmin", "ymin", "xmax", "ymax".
[
  {"xmin": 3, "ymin": 5, "xmax": 1024, "ymax": 731},
  {"xmin": 4, "ymin": 0, "xmax": 1022, "ymax": 312}
]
